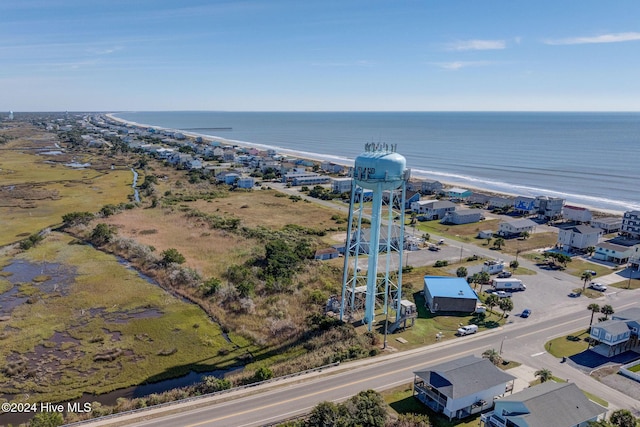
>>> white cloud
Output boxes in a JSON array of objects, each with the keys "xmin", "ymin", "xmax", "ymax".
[
  {"xmin": 435, "ymin": 61, "xmax": 492, "ymax": 70},
  {"xmin": 544, "ymin": 32, "xmax": 640, "ymax": 45},
  {"xmin": 445, "ymin": 39, "xmax": 506, "ymax": 51}
]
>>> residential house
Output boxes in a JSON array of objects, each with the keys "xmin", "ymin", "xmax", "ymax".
[
  {"xmin": 420, "ymin": 179, "xmax": 444, "ymax": 195},
  {"xmin": 467, "ymin": 193, "xmax": 490, "ymax": 206},
  {"xmin": 291, "ymin": 174, "xmax": 330, "ymax": 186},
  {"xmin": 413, "ymin": 355, "xmax": 515, "ymax": 420},
  {"xmin": 562, "ymin": 205, "xmax": 592, "ymax": 223},
  {"xmin": 410, "ymin": 200, "xmax": 456, "ymax": 221},
  {"xmin": 423, "ymin": 276, "xmax": 479, "ymax": 313},
  {"xmin": 593, "ymin": 237, "xmax": 640, "ymax": 264},
  {"xmin": 513, "ymin": 196, "xmax": 536, "ymax": 214},
  {"xmin": 440, "ymin": 209, "xmax": 484, "ymax": 225},
  {"xmin": 589, "ymin": 307, "xmax": 640, "ymax": 356},
  {"xmin": 480, "ymin": 382, "xmax": 606, "ymax": 427},
  {"xmin": 535, "ymin": 196, "xmax": 564, "ymax": 220},
  {"xmin": 488, "ymin": 196, "xmax": 513, "ymax": 210},
  {"xmin": 497, "ymin": 219, "xmax": 537, "ymax": 237},
  {"xmin": 446, "ymin": 187, "xmax": 472, "ymax": 201},
  {"xmin": 591, "ymin": 216, "xmax": 622, "ymax": 234},
  {"xmin": 557, "ymin": 224, "xmax": 601, "ymax": 252},
  {"xmin": 621, "ymin": 210, "xmax": 640, "ymax": 238},
  {"xmin": 321, "ymin": 162, "xmax": 345, "ymax": 174},
  {"xmin": 331, "ymin": 177, "xmax": 353, "ymax": 194}
]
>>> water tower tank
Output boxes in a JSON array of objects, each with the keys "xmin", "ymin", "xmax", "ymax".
[{"xmin": 354, "ymin": 144, "xmax": 407, "ymax": 190}]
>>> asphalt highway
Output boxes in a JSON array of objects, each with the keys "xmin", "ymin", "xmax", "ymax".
[{"xmin": 82, "ymin": 295, "xmax": 640, "ymax": 427}]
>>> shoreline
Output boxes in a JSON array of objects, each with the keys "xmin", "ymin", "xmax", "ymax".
[{"xmin": 106, "ymin": 113, "xmax": 624, "ymax": 217}]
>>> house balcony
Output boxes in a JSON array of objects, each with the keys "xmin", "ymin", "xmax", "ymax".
[
  {"xmin": 480, "ymin": 412, "xmax": 507, "ymax": 427},
  {"xmin": 413, "ymin": 382, "xmax": 447, "ymax": 412}
]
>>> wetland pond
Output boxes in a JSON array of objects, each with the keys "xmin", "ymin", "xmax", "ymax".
[{"xmin": 0, "ymin": 259, "xmax": 238, "ymax": 425}]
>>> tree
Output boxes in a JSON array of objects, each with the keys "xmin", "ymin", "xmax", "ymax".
[
  {"xmin": 62, "ymin": 211, "xmax": 94, "ymax": 226},
  {"xmin": 307, "ymin": 401, "xmax": 341, "ymax": 427},
  {"xmin": 520, "ymin": 231, "xmax": 530, "ymax": 240},
  {"xmin": 29, "ymin": 411, "xmax": 64, "ymax": 427},
  {"xmin": 161, "ymin": 248, "xmax": 186, "ymax": 266},
  {"xmin": 456, "ymin": 266, "xmax": 467, "ymax": 278},
  {"xmin": 342, "ymin": 389, "xmax": 388, "ymax": 427},
  {"xmin": 422, "ymin": 233, "xmax": 430, "ymax": 244},
  {"xmin": 410, "ymin": 211, "xmax": 417, "ymax": 225},
  {"xmin": 509, "ymin": 260, "xmax": 519, "ymax": 270},
  {"xmin": 485, "ymin": 294, "xmax": 499, "ymax": 315},
  {"xmin": 581, "ymin": 271, "xmax": 593, "ymax": 291},
  {"xmin": 586, "ymin": 246, "xmax": 596, "ymax": 256},
  {"xmin": 600, "ymin": 304, "xmax": 614, "ymax": 320},
  {"xmin": 492, "ymin": 237, "xmax": 505, "ymax": 250},
  {"xmin": 90, "ymin": 223, "xmax": 114, "ymax": 245},
  {"xmin": 482, "ymin": 348, "xmax": 502, "ymax": 366},
  {"xmin": 588, "ymin": 303, "xmax": 601, "ymax": 327},
  {"xmin": 609, "ymin": 409, "xmax": 637, "ymax": 427},
  {"xmin": 498, "ymin": 297, "xmax": 514, "ymax": 318},
  {"xmin": 253, "ymin": 366, "xmax": 273, "ymax": 382},
  {"xmin": 534, "ymin": 368, "xmax": 553, "ymax": 383}
]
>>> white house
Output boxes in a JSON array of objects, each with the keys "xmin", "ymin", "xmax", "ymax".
[
  {"xmin": 562, "ymin": 205, "xmax": 592, "ymax": 223},
  {"xmin": 557, "ymin": 224, "xmax": 601, "ymax": 252},
  {"xmin": 593, "ymin": 238, "xmax": 640, "ymax": 264},
  {"xmin": 331, "ymin": 177, "xmax": 352, "ymax": 194},
  {"xmin": 621, "ymin": 210, "xmax": 640, "ymax": 238},
  {"xmin": 591, "ymin": 216, "xmax": 623, "ymax": 234},
  {"xmin": 413, "ymin": 355, "xmax": 515, "ymax": 420},
  {"xmin": 480, "ymin": 382, "xmax": 606, "ymax": 427},
  {"xmin": 497, "ymin": 219, "xmax": 537, "ymax": 237}
]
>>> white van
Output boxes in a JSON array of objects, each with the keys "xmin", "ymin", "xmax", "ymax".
[{"xmin": 457, "ymin": 324, "xmax": 478, "ymax": 336}]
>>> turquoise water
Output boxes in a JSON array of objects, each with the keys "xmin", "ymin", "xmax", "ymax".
[{"xmin": 114, "ymin": 111, "xmax": 640, "ymax": 212}]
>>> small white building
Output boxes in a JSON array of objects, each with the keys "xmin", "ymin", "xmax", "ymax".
[
  {"xmin": 331, "ymin": 177, "xmax": 353, "ymax": 194},
  {"xmin": 237, "ymin": 177, "xmax": 255, "ymax": 189},
  {"xmin": 440, "ymin": 209, "xmax": 483, "ymax": 225}
]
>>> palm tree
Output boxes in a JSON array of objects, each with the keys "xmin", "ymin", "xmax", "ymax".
[
  {"xmin": 534, "ymin": 368, "xmax": 553, "ymax": 383},
  {"xmin": 520, "ymin": 231, "xmax": 530, "ymax": 240},
  {"xmin": 485, "ymin": 294, "xmax": 499, "ymax": 315},
  {"xmin": 498, "ymin": 298, "xmax": 514, "ymax": 319},
  {"xmin": 581, "ymin": 271, "xmax": 593, "ymax": 291},
  {"xmin": 601, "ymin": 304, "xmax": 614, "ymax": 320},
  {"xmin": 493, "ymin": 237, "xmax": 505, "ymax": 250},
  {"xmin": 588, "ymin": 303, "xmax": 600, "ymax": 327},
  {"xmin": 456, "ymin": 266, "xmax": 467, "ymax": 278},
  {"xmin": 410, "ymin": 211, "xmax": 417, "ymax": 225},
  {"xmin": 482, "ymin": 348, "xmax": 502, "ymax": 366}
]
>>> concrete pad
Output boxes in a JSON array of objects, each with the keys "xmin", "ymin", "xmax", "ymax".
[{"xmin": 506, "ymin": 364, "xmax": 538, "ymax": 393}]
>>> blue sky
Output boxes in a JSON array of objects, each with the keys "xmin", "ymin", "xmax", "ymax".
[{"xmin": 2, "ymin": 0, "xmax": 640, "ymax": 111}]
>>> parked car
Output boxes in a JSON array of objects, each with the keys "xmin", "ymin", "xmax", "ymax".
[
  {"xmin": 497, "ymin": 270, "xmax": 512, "ymax": 278},
  {"xmin": 590, "ymin": 283, "xmax": 607, "ymax": 292},
  {"xmin": 586, "ymin": 270, "xmax": 597, "ymax": 276},
  {"xmin": 568, "ymin": 292, "xmax": 581, "ymax": 298},
  {"xmin": 521, "ymin": 309, "xmax": 532, "ymax": 318},
  {"xmin": 495, "ymin": 290, "xmax": 512, "ymax": 298},
  {"xmin": 457, "ymin": 324, "xmax": 478, "ymax": 336},
  {"xmin": 428, "ymin": 244, "xmax": 440, "ymax": 251}
]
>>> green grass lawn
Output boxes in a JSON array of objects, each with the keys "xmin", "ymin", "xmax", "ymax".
[{"xmin": 545, "ymin": 330, "xmax": 591, "ymax": 357}]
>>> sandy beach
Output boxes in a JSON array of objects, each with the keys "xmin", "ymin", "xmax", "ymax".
[{"xmin": 106, "ymin": 113, "xmax": 624, "ymax": 217}]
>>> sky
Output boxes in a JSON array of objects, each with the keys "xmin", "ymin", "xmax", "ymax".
[{"xmin": 1, "ymin": 0, "xmax": 640, "ymax": 112}]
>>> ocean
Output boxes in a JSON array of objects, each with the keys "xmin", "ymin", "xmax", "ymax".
[{"xmin": 113, "ymin": 111, "xmax": 640, "ymax": 213}]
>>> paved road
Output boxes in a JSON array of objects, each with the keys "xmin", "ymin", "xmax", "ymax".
[{"xmin": 81, "ymin": 296, "xmax": 640, "ymax": 427}]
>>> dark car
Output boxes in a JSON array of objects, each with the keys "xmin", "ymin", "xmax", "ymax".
[
  {"xmin": 521, "ymin": 309, "xmax": 532, "ymax": 318},
  {"xmin": 497, "ymin": 270, "xmax": 512, "ymax": 278},
  {"xmin": 568, "ymin": 292, "xmax": 581, "ymax": 298}
]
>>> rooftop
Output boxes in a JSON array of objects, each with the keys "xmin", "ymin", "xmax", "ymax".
[{"xmin": 424, "ymin": 276, "xmax": 479, "ymax": 300}]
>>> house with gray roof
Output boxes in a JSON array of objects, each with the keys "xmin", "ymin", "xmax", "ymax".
[
  {"xmin": 497, "ymin": 218, "xmax": 537, "ymax": 237},
  {"xmin": 480, "ymin": 381, "xmax": 606, "ymax": 427},
  {"xmin": 589, "ymin": 307, "xmax": 640, "ymax": 356},
  {"xmin": 413, "ymin": 355, "xmax": 515, "ymax": 420},
  {"xmin": 557, "ymin": 224, "xmax": 602, "ymax": 252},
  {"xmin": 440, "ymin": 208, "xmax": 484, "ymax": 225},
  {"xmin": 410, "ymin": 200, "xmax": 455, "ymax": 221},
  {"xmin": 593, "ymin": 237, "xmax": 640, "ymax": 264}
]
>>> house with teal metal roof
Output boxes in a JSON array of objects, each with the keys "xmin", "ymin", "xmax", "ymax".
[{"xmin": 423, "ymin": 276, "xmax": 479, "ymax": 313}]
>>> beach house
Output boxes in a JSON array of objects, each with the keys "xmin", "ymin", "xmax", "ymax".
[
  {"xmin": 557, "ymin": 224, "xmax": 602, "ymax": 253},
  {"xmin": 410, "ymin": 200, "xmax": 456, "ymax": 221},
  {"xmin": 480, "ymin": 382, "xmax": 606, "ymax": 427},
  {"xmin": 562, "ymin": 205, "xmax": 592, "ymax": 223},
  {"xmin": 589, "ymin": 307, "xmax": 640, "ymax": 356},
  {"xmin": 591, "ymin": 216, "xmax": 622, "ymax": 234},
  {"xmin": 593, "ymin": 237, "xmax": 640, "ymax": 264},
  {"xmin": 413, "ymin": 355, "xmax": 515, "ymax": 420},
  {"xmin": 446, "ymin": 187, "xmax": 472, "ymax": 201},
  {"xmin": 440, "ymin": 209, "xmax": 483, "ymax": 225},
  {"xmin": 497, "ymin": 219, "xmax": 537, "ymax": 238},
  {"xmin": 331, "ymin": 177, "xmax": 352, "ymax": 194},
  {"xmin": 621, "ymin": 210, "xmax": 640, "ymax": 238}
]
